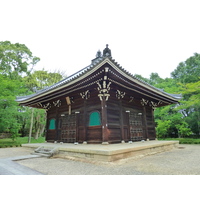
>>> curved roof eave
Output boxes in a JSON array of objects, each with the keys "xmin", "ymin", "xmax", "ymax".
[{"xmin": 16, "ymin": 56, "xmax": 181, "ymax": 104}]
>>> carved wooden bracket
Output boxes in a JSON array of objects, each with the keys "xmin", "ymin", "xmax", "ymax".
[
  {"xmin": 37, "ymin": 102, "xmax": 51, "ymax": 110},
  {"xmin": 141, "ymin": 98, "xmax": 149, "ymax": 106},
  {"xmin": 141, "ymin": 98, "xmax": 163, "ymax": 109},
  {"xmin": 149, "ymin": 101, "xmax": 158, "ymax": 109},
  {"xmin": 129, "ymin": 96, "xmax": 134, "ymax": 102},
  {"xmin": 97, "ymin": 81, "xmax": 111, "ymax": 101},
  {"xmin": 149, "ymin": 101, "xmax": 162, "ymax": 109},
  {"xmin": 53, "ymin": 100, "xmax": 61, "ymax": 107},
  {"xmin": 116, "ymin": 90, "xmax": 126, "ymax": 99},
  {"xmin": 80, "ymin": 90, "xmax": 90, "ymax": 100}
]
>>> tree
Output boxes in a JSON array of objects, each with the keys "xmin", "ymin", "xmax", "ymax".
[
  {"xmin": 155, "ymin": 105, "xmax": 192, "ymax": 138},
  {"xmin": 0, "ymin": 74, "xmax": 27, "ymax": 140},
  {"xmin": 0, "ymin": 41, "xmax": 40, "ymax": 79},
  {"xmin": 156, "ymin": 120, "xmax": 171, "ymax": 138},
  {"xmin": 0, "ymin": 41, "xmax": 65, "ymax": 141},
  {"xmin": 171, "ymin": 53, "xmax": 200, "ymax": 84},
  {"xmin": 134, "ymin": 74, "xmax": 150, "ymax": 83},
  {"xmin": 177, "ymin": 80, "xmax": 200, "ymax": 134},
  {"xmin": 149, "ymin": 72, "xmax": 163, "ymax": 85},
  {"xmin": 22, "ymin": 70, "xmax": 63, "ymax": 139},
  {"xmin": 24, "ymin": 69, "xmax": 63, "ymax": 92},
  {"xmin": 170, "ymin": 53, "xmax": 200, "ymax": 135}
]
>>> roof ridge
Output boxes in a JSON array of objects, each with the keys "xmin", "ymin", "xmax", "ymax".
[{"xmin": 16, "ymin": 54, "xmax": 181, "ymax": 102}]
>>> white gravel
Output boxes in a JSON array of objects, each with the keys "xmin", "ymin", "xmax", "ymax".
[{"xmin": 5, "ymin": 144, "xmax": 199, "ymax": 175}]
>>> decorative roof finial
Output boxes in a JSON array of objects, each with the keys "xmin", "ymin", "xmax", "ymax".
[
  {"xmin": 103, "ymin": 44, "xmax": 112, "ymax": 57},
  {"xmin": 96, "ymin": 50, "xmax": 102, "ymax": 58}
]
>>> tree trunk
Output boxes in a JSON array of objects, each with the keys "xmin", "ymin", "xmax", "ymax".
[
  {"xmin": 39, "ymin": 124, "xmax": 45, "ymax": 137},
  {"xmin": 28, "ymin": 108, "xmax": 34, "ymax": 143},
  {"xmin": 34, "ymin": 113, "xmax": 40, "ymax": 139}
]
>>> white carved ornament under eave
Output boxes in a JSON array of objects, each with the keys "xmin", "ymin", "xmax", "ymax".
[
  {"xmin": 129, "ymin": 96, "xmax": 134, "ymax": 102},
  {"xmin": 97, "ymin": 81, "xmax": 112, "ymax": 101},
  {"xmin": 53, "ymin": 100, "xmax": 61, "ymax": 107},
  {"xmin": 149, "ymin": 100, "xmax": 163, "ymax": 109},
  {"xmin": 116, "ymin": 90, "xmax": 126, "ymax": 99},
  {"xmin": 140, "ymin": 98, "xmax": 149, "ymax": 106},
  {"xmin": 140, "ymin": 98, "xmax": 163, "ymax": 109},
  {"xmin": 37, "ymin": 102, "xmax": 51, "ymax": 110},
  {"xmin": 80, "ymin": 90, "xmax": 90, "ymax": 100}
]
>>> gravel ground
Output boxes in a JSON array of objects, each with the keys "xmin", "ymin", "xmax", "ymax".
[
  {"xmin": 0, "ymin": 145, "xmax": 200, "ymax": 175},
  {"xmin": 2, "ymin": 144, "xmax": 197, "ymax": 175},
  {"xmin": 0, "ymin": 147, "xmax": 33, "ymax": 159}
]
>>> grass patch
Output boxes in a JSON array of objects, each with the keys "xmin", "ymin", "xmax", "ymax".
[
  {"xmin": 0, "ymin": 137, "xmax": 45, "ymax": 148},
  {"xmin": 158, "ymin": 138, "xmax": 200, "ymax": 144}
]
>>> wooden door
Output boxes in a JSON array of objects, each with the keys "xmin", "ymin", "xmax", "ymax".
[
  {"xmin": 129, "ymin": 112, "xmax": 144, "ymax": 141},
  {"xmin": 61, "ymin": 114, "xmax": 76, "ymax": 143}
]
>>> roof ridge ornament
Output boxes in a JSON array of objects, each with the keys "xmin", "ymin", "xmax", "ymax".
[
  {"xmin": 96, "ymin": 50, "xmax": 102, "ymax": 58},
  {"xmin": 103, "ymin": 44, "xmax": 112, "ymax": 57},
  {"xmin": 91, "ymin": 49, "xmax": 102, "ymax": 64}
]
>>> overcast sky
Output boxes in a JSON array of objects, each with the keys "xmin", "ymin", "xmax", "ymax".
[{"xmin": 1, "ymin": 0, "xmax": 200, "ymax": 78}]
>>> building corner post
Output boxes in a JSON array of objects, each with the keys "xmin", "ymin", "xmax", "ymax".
[{"xmin": 101, "ymin": 95, "xmax": 109, "ymax": 144}]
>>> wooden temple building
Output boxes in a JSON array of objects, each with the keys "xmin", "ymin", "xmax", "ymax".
[{"xmin": 17, "ymin": 45, "xmax": 181, "ymax": 144}]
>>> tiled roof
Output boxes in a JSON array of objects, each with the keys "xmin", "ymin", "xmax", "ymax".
[{"xmin": 16, "ymin": 50, "xmax": 181, "ymax": 102}]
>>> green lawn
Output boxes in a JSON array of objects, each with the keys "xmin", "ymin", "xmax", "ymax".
[
  {"xmin": 1, "ymin": 136, "xmax": 200, "ymax": 148},
  {"xmin": 0, "ymin": 137, "xmax": 45, "ymax": 148},
  {"xmin": 158, "ymin": 138, "xmax": 200, "ymax": 144}
]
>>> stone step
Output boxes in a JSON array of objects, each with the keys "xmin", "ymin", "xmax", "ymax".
[
  {"xmin": 31, "ymin": 152, "xmax": 52, "ymax": 157},
  {"xmin": 34, "ymin": 146, "xmax": 59, "ymax": 157}
]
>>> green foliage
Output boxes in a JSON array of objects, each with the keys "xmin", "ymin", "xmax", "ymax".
[
  {"xmin": 0, "ymin": 136, "xmax": 45, "ymax": 148},
  {"xmin": 0, "ymin": 74, "xmax": 27, "ymax": 140},
  {"xmin": 18, "ymin": 107, "xmax": 46, "ymax": 138},
  {"xmin": 171, "ymin": 53, "xmax": 200, "ymax": 84},
  {"xmin": 23, "ymin": 69, "xmax": 63, "ymax": 91},
  {"xmin": 0, "ymin": 41, "xmax": 40, "ymax": 79},
  {"xmin": 156, "ymin": 120, "xmax": 171, "ymax": 138},
  {"xmin": 155, "ymin": 107, "xmax": 192, "ymax": 138},
  {"xmin": 159, "ymin": 138, "xmax": 200, "ymax": 144},
  {"xmin": 176, "ymin": 80, "xmax": 200, "ymax": 134},
  {"xmin": 0, "ymin": 41, "xmax": 65, "ymax": 141},
  {"xmin": 134, "ymin": 74, "xmax": 150, "ymax": 83},
  {"xmin": 139, "ymin": 53, "xmax": 200, "ymax": 138}
]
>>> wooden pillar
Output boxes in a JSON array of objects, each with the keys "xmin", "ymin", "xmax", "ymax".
[
  {"xmin": 101, "ymin": 95, "xmax": 109, "ymax": 144},
  {"xmin": 151, "ymin": 108, "xmax": 156, "ymax": 139},
  {"xmin": 83, "ymin": 100, "xmax": 87, "ymax": 142},
  {"xmin": 55, "ymin": 106, "xmax": 59, "ymax": 141},
  {"xmin": 75, "ymin": 112, "xmax": 80, "ymax": 143},
  {"xmin": 119, "ymin": 99, "xmax": 125, "ymax": 142},
  {"xmin": 126, "ymin": 111, "xmax": 131, "ymax": 141},
  {"xmin": 143, "ymin": 106, "xmax": 148, "ymax": 140}
]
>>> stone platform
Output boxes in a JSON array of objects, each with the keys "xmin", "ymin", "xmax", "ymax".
[{"xmin": 22, "ymin": 140, "xmax": 179, "ymax": 162}]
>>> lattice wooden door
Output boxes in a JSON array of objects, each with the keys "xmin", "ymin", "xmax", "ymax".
[
  {"xmin": 129, "ymin": 112, "xmax": 144, "ymax": 141},
  {"xmin": 61, "ymin": 114, "xmax": 76, "ymax": 143}
]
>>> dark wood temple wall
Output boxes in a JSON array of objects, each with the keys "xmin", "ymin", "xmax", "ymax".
[{"xmin": 45, "ymin": 85, "xmax": 156, "ymax": 143}]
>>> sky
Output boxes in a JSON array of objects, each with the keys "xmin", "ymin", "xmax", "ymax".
[{"xmin": 1, "ymin": 0, "xmax": 200, "ymax": 79}]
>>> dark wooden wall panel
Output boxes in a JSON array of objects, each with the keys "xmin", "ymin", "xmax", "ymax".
[
  {"xmin": 87, "ymin": 127, "xmax": 102, "ymax": 143},
  {"xmin": 146, "ymin": 107, "xmax": 156, "ymax": 140},
  {"xmin": 108, "ymin": 128, "xmax": 121, "ymax": 142}
]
